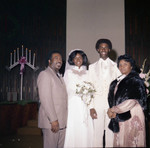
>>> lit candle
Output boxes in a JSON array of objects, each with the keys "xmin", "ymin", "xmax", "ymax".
[
  {"xmin": 29, "ymin": 50, "xmax": 31, "ymax": 63},
  {"xmin": 10, "ymin": 53, "xmax": 12, "ymax": 66},
  {"xmin": 26, "ymin": 48, "xmax": 28, "ymax": 61},
  {"xmin": 17, "ymin": 48, "xmax": 19, "ymax": 61},
  {"xmin": 33, "ymin": 53, "xmax": 35, "ymax": 66},
  {"xmin": 22, "ymin": 45, "xmax": 24, "ymax": 57},
  {"xmin": 14, "ymin": 50, "xmax": 16, "ymax": 63}
]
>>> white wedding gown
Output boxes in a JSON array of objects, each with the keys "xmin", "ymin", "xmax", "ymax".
[{"xmin": 64, "ymin": 66, "xmax": 93, "ymax": 148}]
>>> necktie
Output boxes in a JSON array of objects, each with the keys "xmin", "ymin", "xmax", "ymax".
[
  {"xmin": 56, "ymin": 73, "xmax": 60, "ymax": 79},
  {"xmin": 101, "ymin": 61, "xmax": 108, "ymax": 79}
]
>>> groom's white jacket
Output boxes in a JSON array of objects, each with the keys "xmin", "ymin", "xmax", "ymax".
[{"xmin": 88, "ymin": 57, "xmax": 121, "ymax": 110}]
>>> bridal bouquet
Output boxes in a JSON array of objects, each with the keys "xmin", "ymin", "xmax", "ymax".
[
  {"xmin": 76, "ymin": 81, "xmax": 96, "ymax": 106},
  {"xmin": 139, "ymin": 58, "xmax": 150, "ymax": 97}
]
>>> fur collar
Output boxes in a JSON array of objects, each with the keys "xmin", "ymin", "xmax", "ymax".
[{"xmin": 108, "ymin": 71, "xmax": 147, "ymax": 110}]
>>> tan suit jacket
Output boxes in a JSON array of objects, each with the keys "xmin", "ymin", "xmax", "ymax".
[{"xmin": 37, "ymin": 67, "xmax": 68, "ymax": 129}]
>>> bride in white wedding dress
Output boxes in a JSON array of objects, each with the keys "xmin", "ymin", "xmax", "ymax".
[{"xmin": 64, "ymin": 49, "xmax": 94, "ymax": 148}]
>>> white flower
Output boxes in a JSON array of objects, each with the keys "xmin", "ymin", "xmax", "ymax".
[
  {"xmin": 145, "ymin": 81, "xmax": 150, "ymax": 87},
  {"xmin": 139, "ymin": 73, "xmax": 146, "ymax": 79},
  {"xmin": 76, "ymin": 81, "xmax": 96, "ymax": 106},
  {"xmin": 140, "ymin": 58, "xmax": 150, "ymax": 96},
  {"xmin": 146, "ymin": 89, "xmax": 149, "ymax": 94}
]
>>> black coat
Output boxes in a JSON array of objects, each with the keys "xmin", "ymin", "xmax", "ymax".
[{"xmin": 108, "ymin": 71, "xmax": 147, "ymax": 133}]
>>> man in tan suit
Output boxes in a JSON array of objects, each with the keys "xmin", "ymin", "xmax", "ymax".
[{"xmin": 37, "ymin": 50, "xmax": 68, "ymax": 148}]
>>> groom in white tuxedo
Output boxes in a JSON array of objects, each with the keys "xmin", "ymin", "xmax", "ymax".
[{"xmin": 88, "ymin": 39, "xmax": 121, "ymax": 147}]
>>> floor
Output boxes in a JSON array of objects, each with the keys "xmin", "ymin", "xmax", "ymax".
[
  {"xmin": 0, "ymin": 135, "xmax": 43, "ymax": 148},
  {"xmin": 0, "ymin": 131, "xmax": 149, "ymax": 148}
]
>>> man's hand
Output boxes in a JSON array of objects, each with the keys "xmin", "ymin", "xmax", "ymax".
[
  {"xmin": 51, "ymin": 120, "xmax": 59, "ymax": 133},
  {"xmin": 90, "ymin": 108, "xmax": 97, "ymax": 119},
  {"xmin": 107, "ymin": 108, "xmax": 116, "ymax": 119}
]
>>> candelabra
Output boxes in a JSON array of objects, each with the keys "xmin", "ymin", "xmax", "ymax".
[{"xmin": 6, "ymin": 45, "xmax": 39, "ymax": 101}]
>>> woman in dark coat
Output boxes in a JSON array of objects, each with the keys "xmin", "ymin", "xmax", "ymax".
[{"xmin": 107, "ymin": 54, "xmax": 147, "ymax": 147}]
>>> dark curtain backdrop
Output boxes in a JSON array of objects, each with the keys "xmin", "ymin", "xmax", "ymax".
[
  {"xmin": 0, "ymin": 0, "xmax": 66, "ymax": 101},
  {"xmin": 125, "ymin": 0, "xmax": 150, "ymax": 69},
  {"xmin": 1, "ymin": 0, "xmax": 150, "ymax": 101}
]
